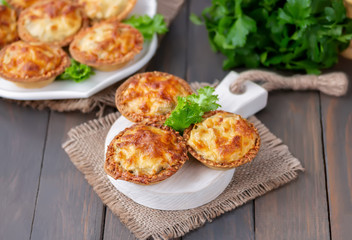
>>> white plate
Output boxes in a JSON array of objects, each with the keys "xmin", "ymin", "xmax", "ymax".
[{"xmin": 0, "ymin": 0, "xmax": 157, "ymax": 100}]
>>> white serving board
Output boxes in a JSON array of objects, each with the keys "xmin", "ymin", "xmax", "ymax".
[
  {"xmin": 105, "ymin": 71, "xmax": 268, "ymax": 210},
  {"xmin": 0, "ymin": 0, "xmax": 157, "ymax": 100}
]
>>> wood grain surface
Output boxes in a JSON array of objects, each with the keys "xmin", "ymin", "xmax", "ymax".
[{"xmin": 0, "ymin": 0, "xmax": 351, "ymax": 239}]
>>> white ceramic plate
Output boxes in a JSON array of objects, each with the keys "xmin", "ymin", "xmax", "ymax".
[{"xmin": 0, "ymin": 0, "xmax": 157, "ymax": 100}]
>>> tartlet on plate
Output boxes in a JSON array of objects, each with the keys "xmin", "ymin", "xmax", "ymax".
[
  {"xmin": 105, "ymin": 123, "xmax": 188, "ymax": 185},
  {"xmin": 77, "ymin": 0, "xmax": 136, "ymax": 21},
  {"xmin": 183, "ymin": 110, "xmax": 260, "ymax": 170},
  {"xmin": 0, "ymin": 41, "xmax": 70, "ymax": 88},
  {"xmin": 17, "ymin": 0, "xmax": 88, "ymax": 47},
  {"xmin": 0, "ymin": 5, "xmax": 18, "ymax": 48},
  {"xmin": 115, "ymin": 71, "xmax": 194, "ymax": 123},
  {"xmin": 69, "ymin": 20, "xmax": 143, "ymax": 71}
]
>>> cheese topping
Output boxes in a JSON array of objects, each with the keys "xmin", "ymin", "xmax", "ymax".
[
  {"xmin": 78, "ymin": 0, "xmax": 129, "ymax": 20},
  {"xmin": 109, "ymin": 125, "xmax": 183, "ymax": 176},
  {"xmin": 188, "ymin": 112, "xmax": 258, "ymax": 163},
  {"xmin": 0, "ymin": 41, "xmax": 63, "ymax": 78},
  {"xmin": 121, "ymin": 73, "xmax": 192, "ymax": 116},
  {"xmin": 21, "ymin": 0, "xmax": 83, "ymax": 43},
  {"xmin": 0, "ymin": 6, "xmax": 18, "ymax": 48},
  {"xmin": 74, "ymin": 22, "xmax": 142, "ymax": 62},
  {"xmin": 8, "ymin": 0, "xmax": 41, "ymax": 10}
]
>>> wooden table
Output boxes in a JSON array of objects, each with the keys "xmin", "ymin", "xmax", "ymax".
[{"xmin": 1, "ymin": 1, "xmax": 351, "ymax": 239}]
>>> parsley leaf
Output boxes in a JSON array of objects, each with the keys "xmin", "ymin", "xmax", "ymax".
[
  {"xmin": 57, "ymin": 59, "xmax": 94, "ymax": 82},
  {"xmin": 123, "ymin": 14, "xmax": 168, "ymax": 40},
  {"xmin": 193, "ymin": 0, "xmax": 352, "ymax": 74},
  {"xmin": 164, "ymin": 86, "xmax": 221, "ymax": 132},
  {"xmin": 1, "ymin": 0, "xmax": 8, "ymax": 6}
]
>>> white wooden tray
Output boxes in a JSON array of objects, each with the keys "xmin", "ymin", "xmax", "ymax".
[{"xmin": 105, "ymin": 71, "xmax": 268, "ymax": 210}]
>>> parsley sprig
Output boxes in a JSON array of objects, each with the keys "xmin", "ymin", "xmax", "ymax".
[
  {"xmin": 165, "ymin": 86, "xmax": 221, "ymax": 132},
  {"xmin": 124, "ymin": 14, "xmax": 168, "ymax": 40},
  {"xmin": 192, "ymin": 0, "xmax": 352, "ymax": 74},
  {"xmin": 57, "ymin": 59, "xmax": 94, "ymax": 82}
]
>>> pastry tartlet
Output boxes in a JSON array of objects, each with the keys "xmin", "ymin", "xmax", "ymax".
[
  {"xmin": 18, "ymin": 0, "xmax": 88, "ymax": 46},
  {"xmin": 0, "ymin": 5, "xmax": 18, "ymax": 48},
  {"xmin": 116, "ymin": 72, "xmax": 194, "ymax": 123},
  {"xmin": 77, "ymin": 0, "xmax": 136, "ymax": 21},
  {"xmin": 69, "ymin": 21, "xmax": 143, "ymax": 71},
  {"xmin": 0, "ymin": 41, "xmax": 70, "ymax": 88},
  {"xmin": 7, "ymin": 0, "xmax": 42, "ymax": 12},
  {"xmin": 105, "ymin": 123, "xmax": 188, "ymax": 185},
  {"xmin": 183, "ymin": 110, "xmax": 260, "ymax": 170}
]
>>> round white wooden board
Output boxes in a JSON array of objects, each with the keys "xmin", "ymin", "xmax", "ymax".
[
  {"xmin": 104, "ymin": 116, "xmax": 235, "ymax": 210},
  {"xmin": 0, "ymin": 0, "xmax": 157, "ymax": 100}
]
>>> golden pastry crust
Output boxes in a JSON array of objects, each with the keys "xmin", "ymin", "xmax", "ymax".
[
  {"xmin": 18, "ymin": 0, "xmax": 88, "ymax": 47},
  {"xmin": 183, "ymin": 110, "xmax": 260, "ymax": 170},
  {"xmin": 69, "ymin": 21, "xmax": 143, "ymax": 71},
  {"xmin": 0, "ymin": 41, "xmax": 70, "ymax": 87},
  {"xmin": 77, "ymin": 0, "xmax": 136, "ymax": 21},
  {"xmin": 0, "ymin": 6, "xmax": 18, "ymax": 48},
  {"xmin": 105, "ymin": 123, "xmax": 188, "ymax": 185},
  {"xmin": 7, "ymin": 0, "xmax": 42, "ymax": 12},
  {"xmin": 116, "ymin": 71, "xmax": 194, "ymax": 123}
]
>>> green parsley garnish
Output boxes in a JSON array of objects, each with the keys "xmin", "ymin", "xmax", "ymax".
[
  {"xmin": 1, "ymin": 0, "xmax": 9, "ymax": 6},
  {"xmin": 165, "ymin": 86, "xmax": 221, "ymax": 132},
  {"xmin": 123, "ymin": 14, "xmax": 168, "ymax": 40},
  {"xmin": 57, "ymin": 59, "xmax": 94, "ymax": 82},
  {"xmin": 192, "ymin": 0, "xmax": 352, "ymax": 74}
]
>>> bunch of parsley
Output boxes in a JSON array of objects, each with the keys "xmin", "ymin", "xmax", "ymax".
[{"xmin": 192, "ymin": 0, "xmax": 352, "ymax": 74}]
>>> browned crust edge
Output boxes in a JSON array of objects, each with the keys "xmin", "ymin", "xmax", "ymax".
[
  {"xmin": 69, "ymin": 21, "xmax": 143, "ymax": 70},
  {"xmin": 104, "ymin": 123, "xmax": 189, "ymax": 185},
  {"xmin": 115, "ymin": 71, "xmax": 194, "ymax": 123},
  {"xmin": 183, "ymin": 110, "xmax": 261, "ymax": 170},
  {"xmin": 0, "ymin": 6, "xmax": 19, "ymax": 48},
  {"xmin": 0, "ymin": 41, "xmax": 70, "ymax": 83},
  {"xmin": 17, "ymin": 0, "xmax": 89, "ymax": 47}
]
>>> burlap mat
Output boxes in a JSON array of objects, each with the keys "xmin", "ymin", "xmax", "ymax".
[
  {"xmin": 62, "ymin": 98, "xmax": 304, "ymax": 240},
  {"xmin": 8, "ymin": 0, "xmax": 184, "ymax": 116}
]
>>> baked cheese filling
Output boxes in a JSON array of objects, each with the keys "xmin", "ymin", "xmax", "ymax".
[
  {"xmin": 76, "ymin": 23, "xmax": 139, "ymax": 61},
  {"xmin": 8, "ymin": 0, "xmax": 40, "ymax": 10},
  {"xmin": 110, "ymin": 125, "xmax": 184, "ymax": 176},
  {"xmin": 1, "ymin": 41, "xmax": 62, "ymax": 78},
  {"xmin": 121, "ymin": 73, "xmax": 191, "ymax": 116},
  {"xmin": 188, "ymin": 112, "xmax": 258, "ymax": 163},
  {"xmin": 22, "ymin": 1, "xmax": 83, "ymax": 43},
  {"xmin": 79, "ymin": 0, "xmax": 128, "ymax": 20},
  {"xmin": 0, "ymin": 6, "xmax": 18, "ymax": 48}
]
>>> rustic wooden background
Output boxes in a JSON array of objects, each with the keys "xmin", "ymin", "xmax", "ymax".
[{"xmin": 1, "ymin": 0, "xmax": 351, "ymax": 239}]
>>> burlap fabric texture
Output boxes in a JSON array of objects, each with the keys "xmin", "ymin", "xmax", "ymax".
[
  {"xmin": 8, "ymin": 0, "xmax": 184, "ymax": 116},
  {"xmin": 62, "ymin": 82, "xmax": 304, "ymax": 240}
]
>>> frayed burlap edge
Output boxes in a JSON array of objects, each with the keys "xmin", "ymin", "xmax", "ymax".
[{"xmin": 62, "ymin": 111, "xmax": 303, "ymax": 240}]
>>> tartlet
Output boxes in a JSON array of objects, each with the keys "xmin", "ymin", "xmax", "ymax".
[
  {"xmin": 105, "ymin": 123, "xmax": 188, "ymax": 185},
  {"xmin": 0, "ymin": 41, "xmax": 70, "ymax": 88},
  {"xmin": 18, "ymin": 0, "xmax": 88, "ymax": 47},
  {"xmin": 183, "ymin": 110, "xmax": 260, "ymax": 170},
  {"xmin": 115, "ymin": 71, "xmax": 194, "ymax": 123},
  {"xmin": 0, "ymin": 5, "xmax": 18, "ymax": 48},
  {"xmin": 77, "ymin": 0, "xmax": 137, "ymax": 21},
  {"xmin": 69, "ymin": 20, "xmax": 143, "ymax": 71}
]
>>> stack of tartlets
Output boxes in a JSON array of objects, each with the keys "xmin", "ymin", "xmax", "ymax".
[
  {"xmin": 0, "ymin": 0, "xmax": 141, "ymax": 88},
  {"xmin": 105, "ymin": 71, "xmax": 261, "ymax": 185}
]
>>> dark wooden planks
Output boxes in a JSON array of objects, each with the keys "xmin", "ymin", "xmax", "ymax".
[
  {"xmin": 0, "ymin": 102, "xmax": 49, "ymax": 240},
  {"xmin": 255, "ymin": 92, "xmax": 330, "ymax": 240},
  {"xmin": 30, "ymin": 111, "xmax": 104, "ymax": 240},
  {"xmin": 321, "ymin": 58, "xmax": 352, "ymax": 240},
  {"xmin": 184, "ymin": 0, "xmax": 255, "ymax": 239}
]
